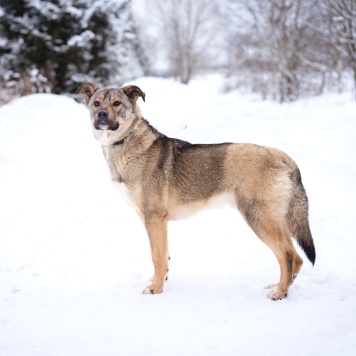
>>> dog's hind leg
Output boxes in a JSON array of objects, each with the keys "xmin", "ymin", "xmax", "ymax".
[
  {"xmin": 265, "ymin": 234, "xmax": 303, "ymax": 290},
  {"xmin": 255, "ymin": 222, "xmax": 294, "ymax": 300},
  {"xmin": 236, "ymin": 200, "xmax": 294, "ymax": 299},
  {"xmin": 143, "ymin": 214, "xmax": 169, "ymax": 294}
]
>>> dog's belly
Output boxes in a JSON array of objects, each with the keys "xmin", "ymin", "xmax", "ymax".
[
  {"xmin": 112, "ymin": 181, "xmax": 236, "ymax": 221},
  {"xmin": 168, "ymin": 191, "xmax": 236, "ymax": 220}
]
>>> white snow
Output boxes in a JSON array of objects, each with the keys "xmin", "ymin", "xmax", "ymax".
[{"xmin": 0, "ymin": 75, "xmax": 355, "ymax": 355}]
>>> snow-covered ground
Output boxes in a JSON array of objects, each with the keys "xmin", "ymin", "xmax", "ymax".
[{"xmin": 0, "ymin": 75, "xmax": 355, "ymax": 355}]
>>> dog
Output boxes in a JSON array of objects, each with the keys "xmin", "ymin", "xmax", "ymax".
[{"xmin": 76, "ymin": 83, "xmax": 315, "ymax": 300}]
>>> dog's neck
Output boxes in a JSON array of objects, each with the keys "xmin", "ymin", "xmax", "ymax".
[
  {"xmin": 109, "ymin": 116, "xmax": 160, "ymax": 150},
  {"xmin": 101, "ymin": 116, "xmax": 160, "ymax": 183}
]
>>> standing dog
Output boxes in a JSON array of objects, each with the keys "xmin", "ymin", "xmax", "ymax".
[{"xmin": 76, "ymin": 83, "xmax": 315, "ymax": 300}]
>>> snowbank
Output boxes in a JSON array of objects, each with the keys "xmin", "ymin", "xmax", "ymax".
[{"xmin": 0, "ymin": 76, "xmax": 355, "ymax": 355}]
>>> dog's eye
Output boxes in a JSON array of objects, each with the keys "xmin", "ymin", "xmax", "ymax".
[
  {"xmin": 113, "ymin": 101, "xmax": 121, "ymax": 107},
  {"xmin": 94, "ymin": 101, "xmax": 100, "ymax": 107}
]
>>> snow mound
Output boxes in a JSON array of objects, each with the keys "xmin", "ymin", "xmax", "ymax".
[{"xmin": 0, "ymin": 76, "xmax": 355, "ymax": 355}]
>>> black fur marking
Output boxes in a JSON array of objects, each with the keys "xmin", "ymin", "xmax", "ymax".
[{"xmin": 299, "ymin": 238, "xmax": 316, "ymax": 265}]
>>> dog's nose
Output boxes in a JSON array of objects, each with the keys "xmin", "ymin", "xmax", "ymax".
[
  {"xmin": 98, "ymin": 110, "xmax": 109, "ymax": 120},
  {"xmin": 95, "ymin": 109, "xmax": 119, "ymax": 131}
]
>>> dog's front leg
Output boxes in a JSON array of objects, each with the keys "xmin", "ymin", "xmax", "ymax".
[{"xmin": 143, "ymin": 214, "xmax": 169, "ymax": 294}]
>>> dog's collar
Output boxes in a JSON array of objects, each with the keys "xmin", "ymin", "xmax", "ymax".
[{"xmin": 113, "ymin": 139, "xmax": 125, "ymax": 146}]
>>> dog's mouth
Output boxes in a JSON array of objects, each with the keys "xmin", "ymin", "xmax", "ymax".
[{"xmin": 94, "ymin": 122, "xmax": 119, "ymax": 131}]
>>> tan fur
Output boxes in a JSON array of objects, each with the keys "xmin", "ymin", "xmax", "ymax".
[{"xmin": 76, "ymin": 83, "xmax": 316, "ymax": 300}]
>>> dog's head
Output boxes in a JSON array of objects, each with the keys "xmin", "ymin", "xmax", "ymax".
[{"xmin": 76, "ymin": 83, "xmax": 145, "ymax": 145}]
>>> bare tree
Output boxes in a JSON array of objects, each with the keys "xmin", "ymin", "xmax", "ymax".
[
  {"xmin": 224, "ymin": 0, "xmax": 326, "ymax": 102},
  {"xmin": 155, "ymin": 0, "xmax": 219, "ymax": 84},
  {"xmin": 326, "ymin": 0, "xmax": 356, "ymax": 100}
]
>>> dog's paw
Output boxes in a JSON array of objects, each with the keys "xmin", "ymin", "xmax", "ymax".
[
  {"xmin": 266, "ymin": 287, "xmax": 287, "ymax": 301},
  {"xmin": 142, "ymin": 285, "xmax": 163, "ymax": 294},
  {"xmin": 265, "ymin": 277, "xmax": 296, "ymax": 290}
]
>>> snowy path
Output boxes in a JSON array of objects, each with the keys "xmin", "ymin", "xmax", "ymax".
[{"xmin": 1, "ymin": 76, "xmax": 356, "ymax": 355}]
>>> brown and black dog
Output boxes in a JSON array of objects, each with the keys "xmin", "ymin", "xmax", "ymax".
[{"xmin": 76, "ymin": 83, "xmax": 315, "ymax": 300}]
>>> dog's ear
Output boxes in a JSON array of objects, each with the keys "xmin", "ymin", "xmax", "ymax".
[
  {"xmin": 76, "ymin": 83, "xmax": 100, "ymax": 106},
  {"xmin": 122, "ymin": 85, "xmax": 146, "ymax": 104}
]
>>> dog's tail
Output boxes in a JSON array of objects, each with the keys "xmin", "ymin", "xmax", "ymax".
[{"xmin": 287, "ymin": 167, "xmax": 316, "ymax": 265}]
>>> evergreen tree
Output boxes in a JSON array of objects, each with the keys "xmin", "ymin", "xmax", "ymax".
[{"xmin": 0, "ymin": 0, "xmax": 145, "ymax": 95}]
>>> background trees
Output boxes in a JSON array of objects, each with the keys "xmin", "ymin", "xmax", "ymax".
[
  {"xmin": 0, "ymin": 0, "xmax": 145, "ymax": 99},
  {"xmin": 223, "ymin": 0, "xmax": 338, "ymax": 102},
  {"xmin": 137, "ymin": 0, "xmax": 355, "ymax": 101},
  {"xmin": 0, "ymin": 0, "xmax": 355, "ymax": 103},
  {"xmin": 153, "ymin": 0, "xmax": 220, "ymax": 84},
  {"xmin": 324, "ymin": 0, "xmax": 356, "ymax": 100}
]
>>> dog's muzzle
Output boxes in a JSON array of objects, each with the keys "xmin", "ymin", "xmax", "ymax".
[{"xmin": 95, "ymin": 110, "xmax": 119, "ymax": 131}]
